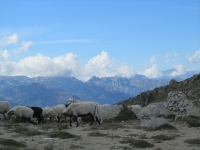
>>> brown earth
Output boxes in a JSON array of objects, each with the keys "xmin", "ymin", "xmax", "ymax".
[{"xmin": 0, "ymin": 119, "xmax": 200, "ymax": 150}]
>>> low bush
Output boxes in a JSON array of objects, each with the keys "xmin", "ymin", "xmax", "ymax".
[
  {"xmin": 88, "ymin": 131, "xmax": 108, "ymax": 137},
  {"xmin": 185, "ymin": 138, "xmax": 200, "ymax": 145},
  {"xmin": 120, "ymin": 138, "xmax": 154, "ymax": 148},
  {"xmin": 114, "ymin": 106, "xmax": 137, "ymax": 122},
  {"xmin": 49, "ymin": 131, "xmax": 79, "ymax": 139},
  {"xmin": 0, "ymin": 139, "xmax": 26, "ymax": 148},
  {"xmin": 151, "ymin": 134, "xmax": 176, "ymax": 141},
  {"xmin": 182, "ymin": 115, "xmax": 200, "ymax": 127}
]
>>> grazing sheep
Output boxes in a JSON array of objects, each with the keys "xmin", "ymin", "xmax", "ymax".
[
  {"xmin": 62, "ymin": 102, "xmax": 102, "ymax": 127},
  {"xmin": 42, "ymin": 106, "xmax": 51, "ymax": 123},
  {"xmin": 7, "ymin": 106, "xmax": 34, "ymax": 123},
  {"xmin": 0, "ymin": 101, "xmax": 10, "ymax": 119},
  {"xmin": 45, "ymin": 104, "xmax": 66, "ymax": 122},
  {"xmin": 68, "ymin": 98, "xmax": 90, "ymax": 104},
  {"xmin": 28, "ymin": 106, "xmax": 43, "ymax": 124}
]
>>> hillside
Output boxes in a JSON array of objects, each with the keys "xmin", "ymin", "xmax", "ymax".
[{"xmin": 119, "ymin": 73, "xmax": 200, "ymax": 107}]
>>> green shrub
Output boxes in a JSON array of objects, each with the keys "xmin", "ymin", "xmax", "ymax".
[
  {"xmin": 88, "ymin": 131, "xmax": 108, "ymax": 137},
  {"xmin": 12, "ymin": 126, "xmax": 43, "ymax": 136},
  {"xmin": 0, "ymin": 146, "xmax": 20, "ymax": 150},
  {"xmin": 151, "ymin": 134, "xmax": 176, "ymax": 141},
  {"xmin": 185, "ymin": 138, "xmax": 200, "ymax": 145},
  {"xmin": 120, "ymin": 138, "xmax": 154, "ymax": 148},
  {"xmin": 0, "ymin": 139, "xmax": 26, "ymax": 148},
  {"xmin": 49, "ymin": 131, "xmax": 79, "ymax": 139},
  {"xmin": 114, "ymin": 106, "xmax": 137, "ymax": 122},
  {"xmin": 183, "ymin": 115, "xmax": 200, "ymax": 127},
  {"xmin": 69, "ymin": 144, "xmax": 84, "ymax": 149}
]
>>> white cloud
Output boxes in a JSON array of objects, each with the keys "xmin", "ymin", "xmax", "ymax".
[
  {"xmin": 165, "ymin": 54, "xmax": 170, "ymax": 63},
  {"xmin": 150, "ymin": 56, "xmax": 156, "ymax": 63},
  {"xmin": 0, "ymin": 50, "xmax": 10, "ymax": 61},
  {"xmin": 186, "ymin": 50, "xmax": 200, "ymax": 64},
  {"xmin": 0, "ymin": 34, "xmax": 33, "ymax": 54},
  {"xmin": 170, "ymin": 64, "xmax": 186, "ymax": 76},
  {"xmin": 83, "ymin": 51, "xmax": 135, "ymax": 80},
  {"xmin": 0, "ymin": 34, "xmax": 19, "ymax": 46},
  {"xmin": 0, "ymin": 50, "xmax": 136, "ymax": 81},
  {"xmin": 142, "ymin": 64, "xmax": 162, "ymax": 78}
]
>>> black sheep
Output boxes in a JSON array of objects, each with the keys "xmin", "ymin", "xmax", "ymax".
[{"xmin": 29, "ymin": 106, "xmax": 43, "ymax": 124}]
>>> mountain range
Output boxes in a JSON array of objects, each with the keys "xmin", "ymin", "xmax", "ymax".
[{"xmin": 0, "ymin": 69, "xmax": 199, "ymax": 108}]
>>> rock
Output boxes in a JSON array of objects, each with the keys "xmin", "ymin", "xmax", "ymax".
[
  {"xmin": 140, "ymin": 118, "xmax": 169, "ymax": 128},
  {"xmin": 166, "ymin": 91, "xmax": 193, "ymax": 116},
  {"xmin": 136, "ymin": 102, "xmax": 173, "ymax": 119},
  {"xmin": 100, "ymin": 104, "xmax": 123, "ymax": 119}
]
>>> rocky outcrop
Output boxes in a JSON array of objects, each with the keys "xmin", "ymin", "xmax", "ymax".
[
  {"xmin": 165, "ymin": 91, "xmax": 193, "ymax": 117},
  {"xmin": 119, "ymin": 73, "xmax": 200, "ymax": 107}
]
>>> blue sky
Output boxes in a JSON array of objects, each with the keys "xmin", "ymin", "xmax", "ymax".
[{"xmin": 0, "ymin": 0, "xmax": 200, "ymax": 81}]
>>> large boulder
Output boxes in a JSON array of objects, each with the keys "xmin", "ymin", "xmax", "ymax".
[
  {"xmin": 140, "ymin": 117, "xmax": 169, "ymax": 128},
  {"xmin": 136, "ymin": 102, "xmax": 172, "ymax": 119},
  {"xmin": 100, "ymin": 104, "xmax": 123, "ymax": 120}
]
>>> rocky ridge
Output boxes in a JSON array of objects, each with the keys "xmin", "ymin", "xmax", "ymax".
[{"xmin": 119, "ymin": 73, "xmax": 200, "ymax": 107}]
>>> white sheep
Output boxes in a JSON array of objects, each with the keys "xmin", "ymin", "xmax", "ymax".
[
  {"xmin": 62, "ymin": 102, "xmax": 102, "ymax": 127},
  {"xmin": 45, "ymin": 104, "xmax": 66, "ymax": 122},
  {"xmin": 68, "ymin": 98, "xmax": 90, "ymax": 104},
  {"xmin": 0, "ymin": 101, "xmax": 10, "ymax": 120},
  {"xmin": 7, "ymin": 105, "xmax": 34, "ymax": 123},
  {"xmin": 42, "ymin": 106, "xmax": 51, "ymax": 123}
]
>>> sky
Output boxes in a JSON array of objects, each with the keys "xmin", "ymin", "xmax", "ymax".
[{"xmin": 0, "ymin": 0, "xmax": 200, "ymax": 81}]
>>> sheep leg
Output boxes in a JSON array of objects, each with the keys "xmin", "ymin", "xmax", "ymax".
[
  {"xmin": 3, "ymin": 112, "xmax": 7, "ymax": 120},
  {"xmin": 76, "ymin": 117, "xmax": 79, "ymax": 127},
  {"xmin": 57, "ymin": 116, "xmax": 60, "ymax": 122},
  {"xmin": 96, "ymin": 116, "xmax": 101, "ymax": 125},
  {"xmin": 38, "ymin": 116, "xmax": 42, "ymax": 124},
  {"xmin": 90, "ymin": 115, "xmax": 94, "ymax": 126},
  {"xmin": 69, "ymin": 116, "xmax": 72, "ymax": 127}
]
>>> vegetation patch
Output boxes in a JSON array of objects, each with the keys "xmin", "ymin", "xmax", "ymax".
[
  {"xmin": 185, "ymin": 138, "xmax": 200, "ymax": 145},
  {"xmin": 69, "ymin": 144, "xmax": 84, "ymax": 149},
  {"xmin": 0, "ymin": 139, "xmax": 26, "ymax": 148},
  {"xmin": 151, "ymin": 134, "xmax": 176, "ymax": 141},
  {"xmin": 12, "ymin": 126, "xmax": 43, "ymax": 136},
  {"xmin": 114, "ymin": 106, "xmax": 137, "ymax": 122},
  {"xmin": 0, "ymin": 146, "xmax": 20, "ymax": 150},
  {"xmin": 49, "ymin": 131, "xmax": 79, "ymax": 139},
  {"xmin": 145, "ymin": 124, "xmax": 177, "ymax": 131},
  {"xmin": 182, "ymin": 115, "xmax": 200, "ymax": 127},
  {"xmin": 58, "ymin": 124, "xmax": 68, "ymax": 130},
  {"xmin": 88, "ymin": 131, "xmax": 108, "ymax": 137},
  {"xmin": 120, "ymin": 138, "xmax": 154, "ymax": 148},
  {"xmin": 98, "ymin": 122, "xmax": 125, "ymax": 130}
]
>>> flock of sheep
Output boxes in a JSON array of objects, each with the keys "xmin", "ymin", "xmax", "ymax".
[{"xmin": 0, "ymin": 98, "xmax": 110, "ymax": 127}]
